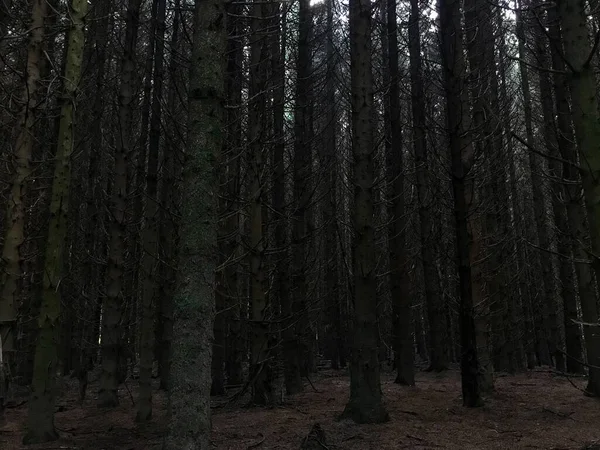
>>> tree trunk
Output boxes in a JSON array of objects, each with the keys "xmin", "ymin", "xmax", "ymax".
[
  {"xmin": 99, "ymin": 0, "xmax": 143, "ymax": 408},
  {"xmin": 162, "ymin": 0, "xmax": 224, "ymax": 445},
  {"xmin": 137, "ymin": 0, "xmax": 167, "ymax": 421},
  {"xmin": 0, "ymin": 0, "xmax": 47, "ymax": 391},
  {"xmin": 534, "ymin": 24, "xmax": 567, "ymax": 373},
  {"xmin": 515, "ymin": 4, "xmax": 552, "ymax": 367},
  {"xmin": 248, "ymin": 0, "xmax": 273, "ymax": 405},
  {"xmin": 23, "ymin": 0, "xmax": 87, "ymax": 442},
  {"xmin": 342, "ymin": 0, "xmax": 389, "ymax": 423},
  {"xmin": 548, "ymin": 4, "xmax": 586, "ymax": 375},
  {"xmin": 557, "ymin": 0, "xmax": 600, "ymax": 394},
  {"xmin": 384, "ymin": 0, "xmax": 414, "ymax": 385},
  {"xmin": 323, "ymin": 0, "xmax": 341, "ymax": 371},
  {"xmin": 438, "ymin": 0, "xmax": 482, "ymax": 407}
]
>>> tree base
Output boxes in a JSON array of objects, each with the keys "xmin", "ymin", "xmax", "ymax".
[
  {"xmin": 22, "ymin": 428, "xmax": 59, "ymax": 445},
  {"xmin": 395, "ymin": 371, "xmax": 415, "ymax": 386},
  {"xmin": 97, "ymin": 390, "xmax": 119, "ymax": 408},
  {"xmin": 340, "ymin": 401, "xmax": 389, "ymax": 424},
  {"xmin": 135, "ymin": 409, "xmax": 152, "ymax": 423}
]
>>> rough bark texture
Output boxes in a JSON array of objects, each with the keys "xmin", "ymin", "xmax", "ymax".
[
  {"xmin": 23, "ymin": 0, "xmax": 87, "ymax": 442},
  {"xmin": 342, "ymin": 0, "xmax": 389, "ymax": 424},
  {"xmin": 438, "ymin": 0, "xmax": 482, "ymax": 407},
  {"xmin": 557, "ymin": 0, "xmax": 600, "ymax": 394},
  {"xmin": 0, "ymin": 0, "xmax": 47, "ymax": 380},
  {"xmin": 162, "ymin": 0, "xmax": 224, "ymax": 446}
]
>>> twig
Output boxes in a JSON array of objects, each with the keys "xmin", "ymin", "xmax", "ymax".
[
  {"xmin": 305, "ymin": 374, "xmax": 321, "ymax": 393},
  {"xmin": 542, "ymin": 407, "xmax": 575, "ymax": 420},
  {"xmin": 123, "ymin": 376, "xmax": 135, "ymax": 406}
]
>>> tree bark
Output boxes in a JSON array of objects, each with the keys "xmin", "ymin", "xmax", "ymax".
[
  {"xmin": 548, "ymin": 4, "xmax": 586, "ymax": 375},
  {"xmin": 23, "ymin": 0, "xmax": 87, "ymax": 441},
  {"xmin": 438, "ymin": 0, "xmax": 482, "ymax": 407},
  {"xmin": 342, "ymin": 0, "xmax": 389, "ymax": 423},
  {"xmin": 99, "ymin": 0, "xmax": 143, "ymax": 408},
  {"xmin": 385, "ymin": 0, "xmax": 414, "ymax": 385},
  {"xmin": 162, "ymin": 0, "xmax": 224, "ymax": 445},
  {"xmin": 0, "ymin": 0, "xmax": 47, "ymax": 388},
  {"xmin": 137, "ymin": 0, "xmax": 167, "ymax": 421},
  {"xmin": 557, "ymin": 0, "xmax": 600, "ymax": 394}
]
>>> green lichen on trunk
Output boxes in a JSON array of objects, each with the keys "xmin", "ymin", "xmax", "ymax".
[
  {"xmin": 22, "ymin": 0, "xmax": 88, "ymax": 443},
  {"xmin": 162, "ymin": 0, "xmax": 225, "ymax": 446}
]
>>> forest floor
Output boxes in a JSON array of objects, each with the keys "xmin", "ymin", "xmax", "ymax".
[{"xmin": 2, "ymin": 367, "xmax": 600, "ymax": 449}]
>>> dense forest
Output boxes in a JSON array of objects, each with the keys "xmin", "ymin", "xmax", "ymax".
[{"xmin": 2, "ymin": 0, "xmax": 600, "ymax": 447}]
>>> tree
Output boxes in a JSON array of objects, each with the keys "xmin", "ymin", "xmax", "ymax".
[
  {"xmin": 162, "ymin": 0, "xmax": 225, "ymax": 446},
  {"xmin": 438, "ymin": 0, "xmax": 481, "ymax": 407},
  {"xmin": 0, "ymin": 0, "xmax": 47, "ymax": 396},
  {"xmin": 384, "ymin": 0, "xmax": 414, "ymax": 385},
  {"xmin": 547, "ymin": 4, "xmax": 586, "ymax": 375},
  {"xmin": 342, "ymin": 0, "xmax": 389, "ymax": 424},
  {"xmin": 557, "ymin": 0, "xmax": 600, "ymax": 395},
  {"xmin": 98, "ymin": 0, "xmax": 143, "ymax": 408},
  {"xmin": 23, "ymin": 0, "xmax": 88, "ymax": 442}
]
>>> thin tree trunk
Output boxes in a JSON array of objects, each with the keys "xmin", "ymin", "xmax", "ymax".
[
  {"xmin": 137, "ymin": 0, "xmax": 167, "ymax": 421},
  {"xmin": 248, "ymin": 0, "xmax": 273, "ymax": 405},
  {"xmin": 438, "ymin": 0, "xmax": 482, "ymax": 407},
  {"xmin": 515, "ymin": 4, "xmax": 552, "ymax": 367},
  {"xmin": 99, "ymin": 0, "xmax": 143, "ymax": 408},
  {"xmin": 384, "ymin": 0, "xmax": 414, "ymax": 385},
  {"xmin": 548, "ymin": 4, "xmax": 586, "ymax": 375}
]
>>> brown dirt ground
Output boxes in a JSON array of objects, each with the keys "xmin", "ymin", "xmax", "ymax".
[{"xmin": 2, "ymin": 369, "xmax": 600, "ymax": 449}]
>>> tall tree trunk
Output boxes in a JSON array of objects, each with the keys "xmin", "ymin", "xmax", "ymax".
[
  {"xmin": 438, "ymin": 0, "xmax": 481, "ymax": 407},
  {"xmin": 163, "ymin": 0, "xmax": 224, "ymax": 445},
  {"xmin": 222, "ymin": 0, "xmax": 244, "ymax": 387},
  {"xmin": 534, "ymin": 23, "xmax": 567, "ymax": 373},
  {"xmin": 557, "ymin": 0, "xmax": 600, "ymax": 394},
  {"xmin": 290, "ymin": 0, "xmax": 313, "ymax": 391},
  {"xmin": 323, "ymin": 0, "xmax": 341, "ymax": 371},
  {"xmin": 407, "ymin": 0, "xmax": 444, "ymax": 376},
  {"xmin": 0, "ymin": 0, "xmax": 47, "ymax": 391},
  {"xmin": 248, "ymin": 0, "xmax": 273, "ymax": 405},
  {"xmin": 99, "ymin": 0, "xmax": 143, "ymax": 408},
  {"xmin": 515, "ymin": 4, "xmax": 552, "ymax": 366},
  {"xmin": 22, "ymin": 0, "xmax": 87, "ymax": 441},
  {"xmin": 384, "ymin": 0, "xmax": 413, "ymax": 385},
  {"xmin": 271, "ymin": 2, "xmax": 295, "ymax": 392},
  {"xmin": 155, "ymin": 0, "xmax": 181, "ymax": 392},
  {"xmin": 137, "ymin": 0, "xmax": 167, "ymax": 421},
  {"xmin": 548, "ymin": 5, "xmax": 585, "ymax": 375},
  {"xmin": 342, "ymin": 0, "xmax": 389, "ymax": 424}
]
